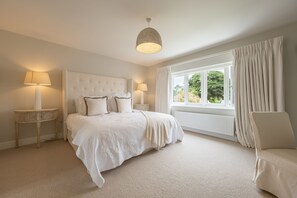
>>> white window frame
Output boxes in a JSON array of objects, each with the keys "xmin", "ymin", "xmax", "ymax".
[{"xmin": 171, "ymin": 62, "xmax": 234, "ymax": 108}]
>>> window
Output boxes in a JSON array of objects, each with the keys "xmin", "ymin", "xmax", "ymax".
[
  {"xmin": 188, "ymin": 73, "xmax": 201, "ymax": 104},
  {"xmin": 207, "ymin": 69, "xmax": 224, "ymax": 104},
  {"xmin": 173, "ymin": 76, "xmax": 185, "ymax": 103},
  {"xmin": 172, "ymin": 62, "xmax": 233, "ymax": 108}
]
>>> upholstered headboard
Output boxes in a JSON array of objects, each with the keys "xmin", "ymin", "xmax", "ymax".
[{"xmin": 62, "ymin": 70, "xmax": 134, "ymax": 139}]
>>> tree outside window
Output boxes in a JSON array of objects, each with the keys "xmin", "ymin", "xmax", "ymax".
[
  {"xmin": 207, "ymin": 70, "xmax": 224, "ymax": 104},
  {"xmin": 188, "ymin": 73, "xmax": 201, "ymax": 103}
]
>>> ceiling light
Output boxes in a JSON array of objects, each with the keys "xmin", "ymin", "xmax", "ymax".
[{"xmin": 136, "ymin": 18, "xmax": 162, "ymax": 54}]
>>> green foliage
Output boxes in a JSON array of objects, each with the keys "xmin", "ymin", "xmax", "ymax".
[
  {"xmin": 188, "ymin": 73, "xmax": 201, "ymax": 103},
  {"xmin": 188, "ymin": 73, "xmax": 201, "ymax": 97},
  {"xmin": 207, "ymin": 71, "xmax": 224, "ymax": 103}
]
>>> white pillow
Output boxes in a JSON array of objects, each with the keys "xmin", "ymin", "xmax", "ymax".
[
  {"xmin": 115, "ymin": 97, "xmax": 132, "ymax": 113},
  {"xmin": 84, "ymin": 96, "xmax": 108, "ymax": 116},
  {"xmin": 75, "ymin": 96, "xmax": 87, "ymax": 115},
  {"xmin": 108, "ymin": 92, "xmax": 131, "ymax": 112}
]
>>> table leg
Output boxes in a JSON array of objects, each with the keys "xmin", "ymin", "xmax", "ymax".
[
  {"xmin": 37, "ymin": 122, "xmax": 41, "ymax": 148},
  {"xmin": 15, "ymin": 122, "xmax": 19, "ymax": 148}
]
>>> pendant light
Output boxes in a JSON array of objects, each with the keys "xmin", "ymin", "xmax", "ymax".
[{"xmin": 136, "ymin": 18, "xmax": 162, "ymax": 54}]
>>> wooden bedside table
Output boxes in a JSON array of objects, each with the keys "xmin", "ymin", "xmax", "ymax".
[
  {"xmin": 133, "ymin": 104, "xmax": 149, "ymax": 111},
  {"xmin": 14, "ymin": 108, "xmax": 59, "ymax": 148}
]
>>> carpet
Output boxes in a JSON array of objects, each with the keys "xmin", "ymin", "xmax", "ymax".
[{"xmin": 0, "ymin": 132, "xmax": 275, "ymax": 198}]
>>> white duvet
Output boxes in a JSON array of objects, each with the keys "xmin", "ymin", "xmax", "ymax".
[{"xmin": 66, "ymin": 111, "xmax": 184, "ymax": 187}]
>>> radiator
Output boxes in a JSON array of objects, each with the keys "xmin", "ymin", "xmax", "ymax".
[{"xmin": 174, "ymin": 111, "xmax": 235, "ymax": 136}]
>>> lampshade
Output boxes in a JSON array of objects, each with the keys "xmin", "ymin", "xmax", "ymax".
[
  {"xmin": 24, "ymin": 71, "xmax": 51, "ymax": 86},
  {"xmin": 136, "ymin": 18, "xmax": 162, "ymax": 54},
  {"xmin": 137, "ymin": 83, "xmax": 148, "ymax": 91}
]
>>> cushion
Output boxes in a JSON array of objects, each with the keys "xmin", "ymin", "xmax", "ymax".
[
  {"xmin": 254, "ymin": 149, "xmax": 297, "ymax": 197},
  {"xmin": 257, "ymin": 149, "xmax": 297, "ymax": 173},
  {"xmin": 75, "ymin": 96, "xmax": 87, "ymax": 115},
  {"xmin": 107, "ymin": 98, "xmax": 118, "ymax": 112},
  {"xmin": 115, "ymin": 97, "xmax": 132, "ymax": 113},
  {"xmin": 108, "ymin": 92, "xmax": 131, "ymax": 112},
  {"xmin": 84, "ymin": 96, "xmax": 108, "ymax": 116}
]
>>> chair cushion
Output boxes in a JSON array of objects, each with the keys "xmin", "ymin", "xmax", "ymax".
[
  {"xmin": 257, "ymin": 149, "xmax": 297, "ymax": 173},
  {"xmin": 255, "ymin": 149, "xmax": 297, "ymax": 197}
]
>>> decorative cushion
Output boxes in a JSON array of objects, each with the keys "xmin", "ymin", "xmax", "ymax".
[
  {"xmin": 107, "ymin": 98, "xmax": 117, "ymax": 112},
  {"xmin": 75, "ymin": 96, "xmax": 87, "ymax": 115},
  {"xmin": 115, "ymin": 97, "xmax": 132, "ymax": 113},
  {"xmin": 84, "ymin": 96, "xmax": 108, "ymax": 116},
  {"xmin": 108, "ymin": 92, "xmax": 131, "ymax": 112}
]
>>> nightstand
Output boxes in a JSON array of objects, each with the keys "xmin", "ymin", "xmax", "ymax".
[
  {"xmin": 14, "ymin": 108, "xmax": 59, "ymax": 148},
  {"xmin": 133, "ymin": 104, "xmax": 149, "ymax": 111}
]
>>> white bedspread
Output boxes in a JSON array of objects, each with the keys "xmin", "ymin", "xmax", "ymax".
[{"xmin": 66, "ymin": 111, "xmax": 184, "ymax": 188}]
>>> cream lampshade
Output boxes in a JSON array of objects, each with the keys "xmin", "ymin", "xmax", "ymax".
[
  {"xmin": 137, "ymin": 83, "xmax": 148, "ymax": 105},
  {"xmin": 24, "ymin": 71, "xmax": 51, "ymax": 110}
]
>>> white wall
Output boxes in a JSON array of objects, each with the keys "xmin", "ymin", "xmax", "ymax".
[
  {"xmin": 149, "ymin": 22, "xmax": 297, "ymax": 142},
  {"xmin": 0, "ymin": 30, "xmax": 149, "ymax": 147}
]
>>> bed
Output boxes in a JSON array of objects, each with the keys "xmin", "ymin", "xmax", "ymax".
[{"xmin": 63, "ymin": 70, "xmax": 184, "ymax": 188}]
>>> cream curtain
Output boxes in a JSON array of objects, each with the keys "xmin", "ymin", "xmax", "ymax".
[
  {"xmin": 155, "ymin": 66, "xmax": 171, "ymax": 114},
  {"xmin": 233, "ymin": 36, "xmax": 284, "ymax": 148}
]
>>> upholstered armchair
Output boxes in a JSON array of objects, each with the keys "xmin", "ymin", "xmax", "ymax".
[{"xmin": 250, "ymin": 112, "xmax": 297, "ymax": 198}]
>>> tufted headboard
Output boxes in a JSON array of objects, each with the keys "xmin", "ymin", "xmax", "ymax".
[{"xmin": 62, "ymin": 70, "xmax": 134, "ymax": 139}]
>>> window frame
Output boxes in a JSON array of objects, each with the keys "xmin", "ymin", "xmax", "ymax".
[{"xmin": 171, "ymin": 62, "xmax": 234, "ymax": 108}]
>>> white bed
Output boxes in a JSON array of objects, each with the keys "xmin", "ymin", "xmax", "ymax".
[{"xmin": 63, "ymin": 70, "xmax": 184, "ymax": 188}]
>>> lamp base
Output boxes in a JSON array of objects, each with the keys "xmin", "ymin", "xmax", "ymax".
[
  {"xmin": 35, "ymin": 86, "xmax": 42, "ymax": 110},
  {"xmin": 140, "ymin": 91, "xmax": 144, "ymax": 105}
]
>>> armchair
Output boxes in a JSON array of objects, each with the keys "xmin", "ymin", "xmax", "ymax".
[{"xmin": 250, "ymin": 112, "xmax": 297, "ymax": 198}]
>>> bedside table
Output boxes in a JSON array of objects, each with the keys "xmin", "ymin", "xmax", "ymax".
[
  {"xmin": 14, "ymin": 108, "xmax": 59, "ymax": 148},
  {"xmin": 133, "ymin": 104, "xmax": 149, "ymax": 111}
]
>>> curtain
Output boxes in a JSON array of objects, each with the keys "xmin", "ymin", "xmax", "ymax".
[
  {"xmin": 155, "ymin": 66, "xmax": 171, "ymax": 114},
  {"xmin": 233, "ymin": 36, "xmax": 284, "ymax": 148}
]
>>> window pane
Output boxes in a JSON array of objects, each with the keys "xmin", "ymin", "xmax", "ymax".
[
  {"xmin": 173, "ymin": 76, "xmax": 184, "ymax": 102},
  {"xmin": 188, "ymin": 73, "xmax": 201, "ymax": 103},
  {"xmin": 207, "ymin": 70, "xmax": 224, "ymax": 104}
]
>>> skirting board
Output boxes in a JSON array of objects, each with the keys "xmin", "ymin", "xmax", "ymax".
[
  {"xmin": 0, "ymin": 133, "xmax": 63, "ymax": 150},
  {"xmin": 183, "ymin": 126, "xmax": 238, "ymax": 142}
]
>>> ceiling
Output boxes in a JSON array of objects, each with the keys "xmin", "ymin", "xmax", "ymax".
[{"xmin": 0, "ymin": 0, "xmax": 297, "ymax": 67}]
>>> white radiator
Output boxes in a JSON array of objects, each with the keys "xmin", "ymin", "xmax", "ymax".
[{"xmin": 175, "ymin": 111, "xmax": 235, "ymax": 136}]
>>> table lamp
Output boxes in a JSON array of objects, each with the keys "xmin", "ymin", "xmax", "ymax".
[
  {"xmin": 24, "ymin": 71, "xmax": 51, "ymax": 110},
  {"xmin": 137, "ymin": 83, "xmax": 148, "ymax": 104}
]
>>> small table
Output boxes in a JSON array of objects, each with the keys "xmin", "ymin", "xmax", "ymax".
[
  {"xmin": 14, "ymin": 108, "xmax": 59, "ymax": 148},
  {"xmin": 133, "ymin": 104, "xmax": 149, "ymax": 111}
]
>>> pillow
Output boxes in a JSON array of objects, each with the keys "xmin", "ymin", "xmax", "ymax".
[
  {"xmin": 107, "ymin": 98, "xmax": 117, "ymax": 112},
  {"xmin": 84, "ymin": 96, "xmax": 108, "ymax": 116},
  {"xmin": 115, "ymin": 97, "xmax": 132, "ymax": 113},
  {"xmin": 108, "ymin": 92, "xmax": 132, "ymax": 112},
  {"xmin": 75, "ymin": 96, "xmax": 87, "ymax": 115}
]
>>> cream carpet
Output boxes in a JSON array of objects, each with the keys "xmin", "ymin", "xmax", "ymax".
[{"xmin": 0, "ymin": 132, "xmax": 275, "ymax": 198}]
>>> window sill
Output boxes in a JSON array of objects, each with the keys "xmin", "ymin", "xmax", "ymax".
[{"xmin": 171, "ymin": 104, "xmax": 235, "ymax": 111}]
